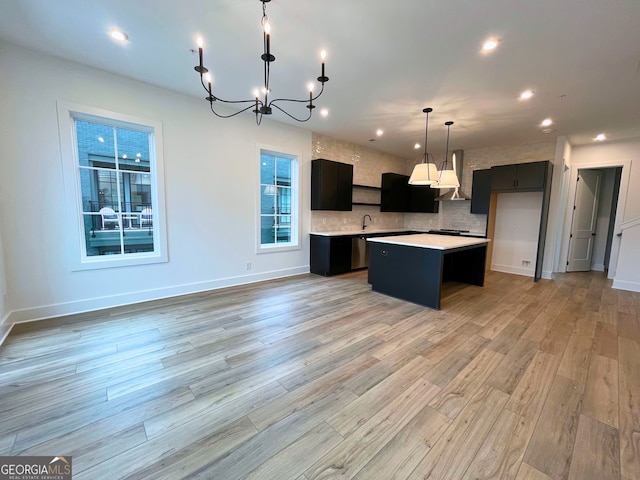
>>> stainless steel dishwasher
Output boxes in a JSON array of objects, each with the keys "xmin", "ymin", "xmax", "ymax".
[{"xmin": 351, "ymin": 235, "xmax": 370, "ymax": 269}]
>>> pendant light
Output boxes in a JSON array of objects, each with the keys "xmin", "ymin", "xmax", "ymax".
[
  {"xmin": 408, "ymin": 108, "xmax": 439, "ymax": 185},
  {"xmin": 432, "ymin": 121, "xmax": 460, "ymax": 189}
]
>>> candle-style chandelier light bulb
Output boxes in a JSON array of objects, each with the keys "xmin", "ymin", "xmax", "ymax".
[{"xmin": 193, "ymin": 0, "xmax": 330, "ymax": 124}]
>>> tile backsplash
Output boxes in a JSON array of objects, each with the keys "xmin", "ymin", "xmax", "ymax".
[
  {"xmin": 310, "ymin": 132, "xmax": 409, "ymax": 232},
  {"xmin": 310, "ymin": 133, "xmax": 556, "ymax": 235}
]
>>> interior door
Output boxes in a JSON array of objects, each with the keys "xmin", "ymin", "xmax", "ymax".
[{"xmin": 567, "ymin": 169, "xmax": 601, "ymax": 271}]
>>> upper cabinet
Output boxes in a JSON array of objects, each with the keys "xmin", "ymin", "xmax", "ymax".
[
  {"xmin": 470, "ymin": 168, "xmax": 492, "ymax": 214},
  {"xmin": 491, "ymin": 161, "xmax": 549, "ymax": 192},
  {"xmin": 381, "ymin": 173, "xmax": 410, "ymax": 212},
  {"xmin": 485, "ymin": 160, "xmax": 554, "ymax": 282},
  {"xmin": 311, "ymin": 159, "xmax": 353, "ymax": 211},
  {"xmin": 381, "ymin": 173, "xmax": 438, "ymax": 213},
  {"xmin": 409, "ymin": 185, "xmax": 439, "ymax": 213}
]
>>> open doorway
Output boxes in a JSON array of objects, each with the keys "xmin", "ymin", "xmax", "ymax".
[{"xmin": 566, "ymin": 166, "xmax": 622, "ymax": 274}]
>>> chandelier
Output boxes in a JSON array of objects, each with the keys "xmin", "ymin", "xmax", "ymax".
[{"xmin": 194, "ymin": 0, "xmax": 329, "ymax": 124}]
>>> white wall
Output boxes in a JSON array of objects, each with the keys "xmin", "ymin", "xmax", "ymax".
[
  {"xmin": 591, "ymin": 168, "xmax": 615, "ymax": 271},
  {"xmin": 570, "ymin": 139, "xmax": 640, "ymax": 221},
  {"xmin": 0, "ymin": 228, "xmax": 8, "ymax": 333},
  {"xmin": 614, "ymin": 225, "xmax": 640, "ymax": 292},
  {"xmin": 542, "ymin": 137, "xmax": 572, "ymax": 277},
  {"xmin": 309, "ymin": 133, "xmax": 407, "ymax": 232},
  {"xmin": 567, "ymin": 139, "xmax": 640, "ymax": 289},
  {"xmin": 0, "ymin": 42, "xmax": 313, "ymax": 323},
  {"xmin": 491, "ymin": 192, "xmax": 543, "ymax": 277}
]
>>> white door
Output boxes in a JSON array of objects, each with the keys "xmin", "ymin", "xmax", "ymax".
[{"xmin": 567, "ymin": 169, "xmax": 602, "ymax": 271}]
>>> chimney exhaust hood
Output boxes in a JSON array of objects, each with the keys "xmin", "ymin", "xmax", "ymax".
[{"xmin": 436, "ymin": 149, "xmax": 471, "ymax": 201}]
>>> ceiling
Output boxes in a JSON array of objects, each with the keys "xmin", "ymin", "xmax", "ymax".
[{"xmin": 2, "ymin": 0, "xmax": 640, "ymax": 160}]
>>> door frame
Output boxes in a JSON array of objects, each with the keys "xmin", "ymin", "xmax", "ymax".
[{"xmin": 558, "ymin": 158, "xmax": 631, "ymax": 278}]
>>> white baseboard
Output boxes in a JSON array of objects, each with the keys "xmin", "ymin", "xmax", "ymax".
[
  {"xmin": 0, "ymin": 311, "xmax": 12, "ymax": 345},
  {"xmin": 4, "ymin": 266, "xmax": 310, "ymax": 330},
  {"xmin": 541, "ymin": 270, "xmax": 553, "ymax": 280},
  {"xmin": 490, "ymin": 263, "xmax": 535, "ymax": 278},
  {"xmin": 612, "ymin": 279, "xmax": 640, "ymax": 293},
  {"xmin": 591, "ymin": 264, "xmax": 605, "ymax": 272}
]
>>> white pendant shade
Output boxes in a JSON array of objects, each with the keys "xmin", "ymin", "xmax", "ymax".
[
  {"xmin": 408, "ymin": 163, "xmax": 439, "ymax": 185},
  {"xmin": 432, "ymin": 169, "xmax": 460, "ymax": 189}
]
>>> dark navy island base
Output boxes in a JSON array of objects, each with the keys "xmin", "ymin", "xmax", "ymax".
[{"xmin": 367, "ymin": 234, "xmax": 490, "ymax": 310}]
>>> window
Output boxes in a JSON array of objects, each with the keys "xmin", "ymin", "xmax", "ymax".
[
  {"xmin": 58, "ymin": 102, "xmax": 167, "ymax": 269},
  {"xmin": 258, "ymin": 148, "xmax": 299, "ymax": 252}
]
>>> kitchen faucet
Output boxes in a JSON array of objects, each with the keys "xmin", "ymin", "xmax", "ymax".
[{"xmin": 362, "ymin": 214, "xmax": 372, "ymax": 230}]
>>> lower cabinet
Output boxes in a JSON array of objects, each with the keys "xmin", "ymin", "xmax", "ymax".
[{"xmin": 310, "ymin": 235, "xmax": 352, "ymax": 276}]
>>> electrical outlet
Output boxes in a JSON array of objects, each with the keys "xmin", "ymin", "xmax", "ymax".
[
  {"xmin": 246, "ymin": 262, "xmax": 251, "ymax": 270},
  {"xmin": 522, "ymin": 260, "xmax": 531, "ymax": 266}
]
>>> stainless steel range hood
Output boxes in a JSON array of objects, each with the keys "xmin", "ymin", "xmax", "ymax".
[{"xmin": 436, "ymin": 149, "xmax": 471, "ymax": 201}]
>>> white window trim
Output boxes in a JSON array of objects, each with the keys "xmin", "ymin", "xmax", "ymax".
[
  {"xmin": 256, "ymin": 144, "xmax": 301, "ymax": 254},
  {"xmin": 57, "ymin": 101, "xmax": 168, "ymax": 270}
]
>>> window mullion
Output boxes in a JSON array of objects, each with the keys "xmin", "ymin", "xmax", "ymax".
[{"xmin": 112, "ymin": 126, "xmax": 125, "ymax": 254}]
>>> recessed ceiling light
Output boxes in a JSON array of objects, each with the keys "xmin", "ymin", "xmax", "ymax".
[
  {"xmin": 595, "ymin": 133, "xmax": 606, "ymax": 141},
  {"xmin": 109, "ymin": 29, "xmax": 129, "ymax": 43},
  {"xmin": 520, "ymin": 90, "xmax": 534, "ymax": 100},
  {"xmin": 320, "ymin": 108, "xmax": 329, "ymax": 117},
  {"xmin": 98, "ymin": 137, "xmax": 104, "ymax": 143},
  {"xmin": 136, "ymin": 153, "xmax": 142, "ymax": 157},
  {"xmin": 376, "ymin": 129, "xmax": 384, "ymax": 137},
  {"xmin": 414, "ymin": 143, "xmax": 421, "ymax": 150},
  {"xmin": 481, "ymin": 38, "xmax": 499, "ymax": 53},
  {"xmin": 540, "ymin": 118, "xmax": 553, "ymax": 127},
  {"xmin": 122, "ymin": 154, "xmax": 128, "ymax": 159}
]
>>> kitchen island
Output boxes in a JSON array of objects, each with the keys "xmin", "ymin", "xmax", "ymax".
[{"xmin": 367, "ymin": 234, "xmax": 490, "ymax": 309}]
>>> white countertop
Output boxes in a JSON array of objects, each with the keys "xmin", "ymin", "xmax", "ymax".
[
  {"xmin": 309, "ymin": 228, "xmax": 417, "ymax": 237},
  {"xmin": 367, "ymin": 233, "xmax": 490, "ymax": 250}
]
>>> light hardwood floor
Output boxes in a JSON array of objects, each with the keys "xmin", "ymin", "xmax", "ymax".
[{"xmin": 0, "ymin": 270, "xmax": 639, "ymax": 480}]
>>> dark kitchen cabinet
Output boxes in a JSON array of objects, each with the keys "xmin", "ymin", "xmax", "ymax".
[
  {"xmin": 409, "ymin": 185, "xmax": 439, "ymax": 213},
  {"xmin": 311, "ymin": 159, "xmax": 353, "ymax": 211},
  {"xmin": 486, "ymin": 160, "xmax": 554, "ymax": 282},
  {"xmin": 310, "ymin": 235, "xmax": 352, "ymax": 276},
  {"xmin": 381, "ymin": 173, "xmax": 438, "ymax": 213},
  {"xmin": 381, "ymin": 173, "xmax": 410, "ymax": 212},
  {"xmin": 470, "ymin": 169, "xmax": 492, "ymax": 214},
  {"xmin": 491, "ymin": 161, "xmax": 548, "ymax": 192}
]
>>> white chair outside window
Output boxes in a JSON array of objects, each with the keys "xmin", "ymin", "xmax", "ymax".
[
  {"xmin": 99, "ymin": 207, "xmax": 119, "ymax": 229},
  {"xmin": 140, "ymin": 208, "xmax": 153, "ymax": 228}
]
